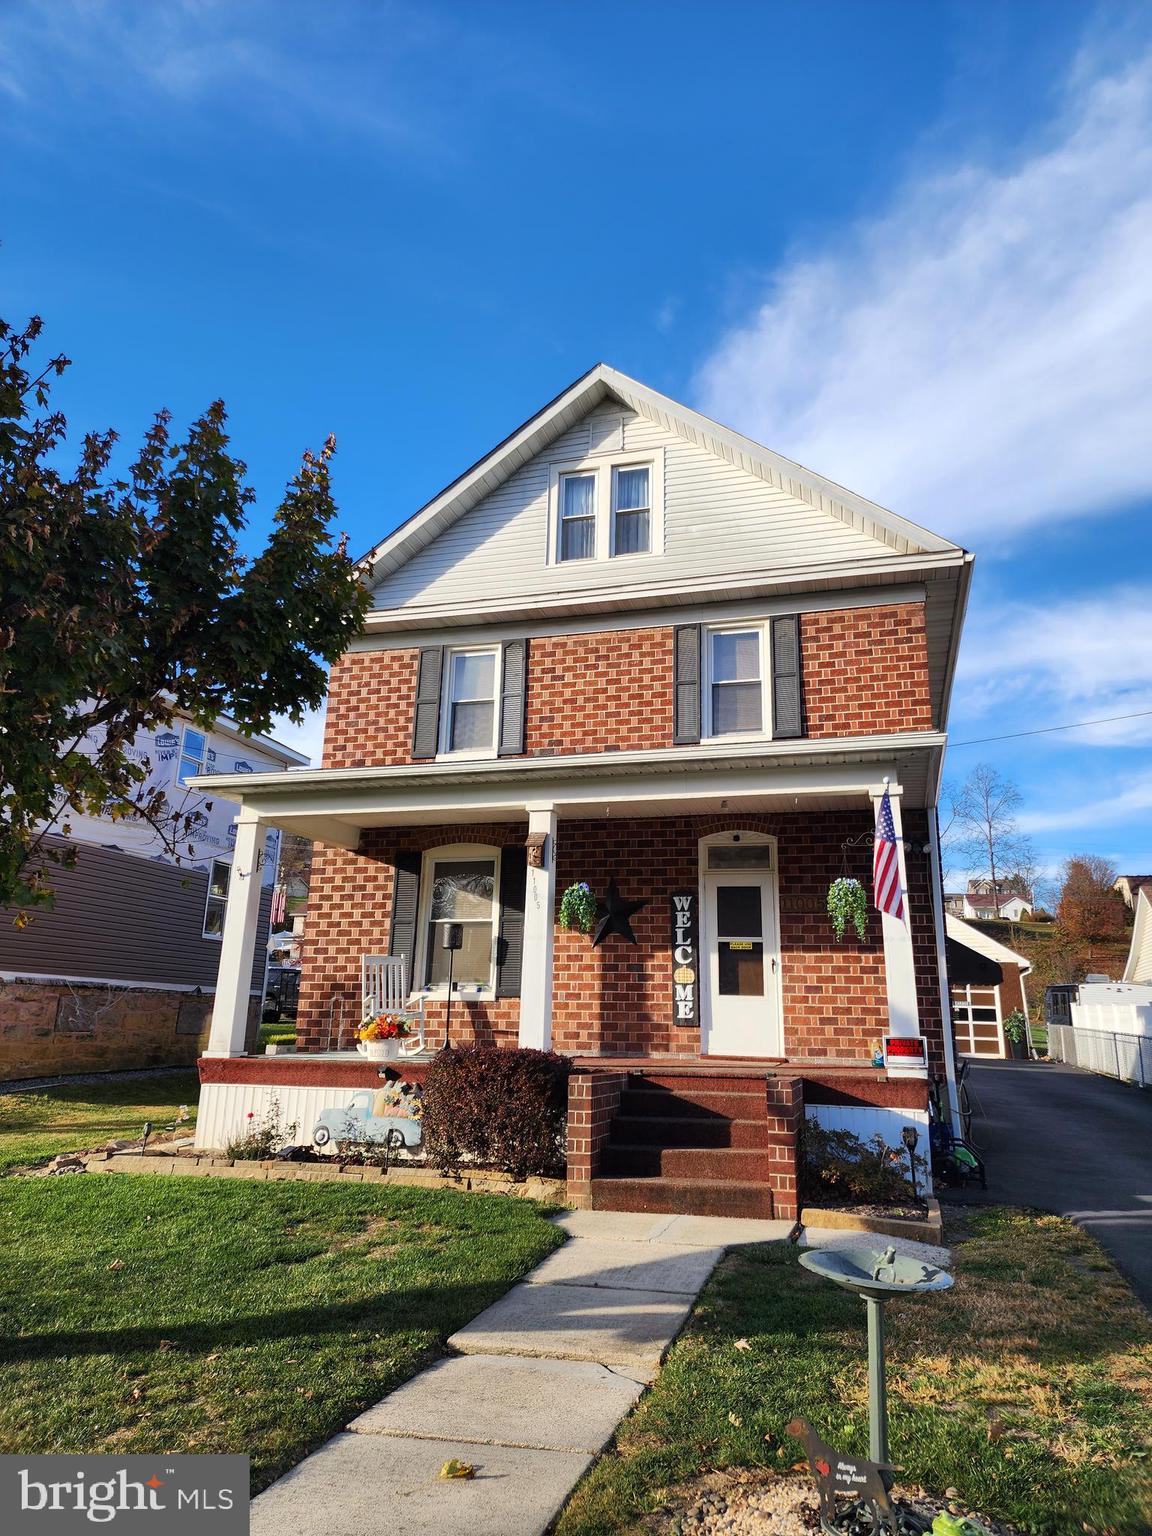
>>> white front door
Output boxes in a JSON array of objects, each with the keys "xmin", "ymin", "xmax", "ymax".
[{"xmin": 702, "ymin": 871, "xmax": 782, "ymax": 1057}]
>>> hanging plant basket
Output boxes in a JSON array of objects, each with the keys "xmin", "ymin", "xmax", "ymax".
[
  {"xmin": 558, "ymin": 881, "xmax": 597, "ymax": 935},
  {"xmin": 828, "ymin": 876, "xmax": 867, "ymax": 942}
]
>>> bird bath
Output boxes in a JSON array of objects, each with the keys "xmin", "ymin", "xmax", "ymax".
[{"xmin": 799, "ymin": 1245, "xmax": 953, "ymax": 1467}]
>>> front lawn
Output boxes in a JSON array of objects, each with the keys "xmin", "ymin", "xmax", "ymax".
[
  {"xmin": 0, "ymin": 1176, "xmax": 563, "ymax": 1490},
  {"xmin": 557, "ymin": 1208, "xmax": 1152, "ymax": 1536},
  {"xmin": 0, "ymin": 1071, "xmax": 200, "ymax": 1174}
]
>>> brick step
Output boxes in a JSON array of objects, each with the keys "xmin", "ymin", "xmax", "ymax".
[
  {"xmin": 590, "ymin": 1176, "xmax": 776, "ymax": 1220},
  {"xmin": 608, "ymin": 1115, "xmax": 774, "ymax": 1150},
  {"xmin": 599, "ymin": 1144, "xmax": 771, "ymax": 1181},
  {"xmin": 626, "ymin": 1072, "xmax": 785, "ymax": 1095},
  {"xmin": 620, "ymin": 1088, "xmax": 769, "ymax": 1120}
]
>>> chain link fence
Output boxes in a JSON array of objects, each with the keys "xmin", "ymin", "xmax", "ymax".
[{"xmin": 1048, "ymin": 1022, "xmax": 1152, "ymax": 1088}]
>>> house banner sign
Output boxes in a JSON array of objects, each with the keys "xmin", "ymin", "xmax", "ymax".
[{"xmin": 671, "ymin": 893, "xmax": 699, "ymax": 1027}]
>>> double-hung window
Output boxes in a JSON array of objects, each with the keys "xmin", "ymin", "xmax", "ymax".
[
  {"xmin": 441, "ymin": 648, "xmax": 498, "ymax": 755},
  {"xmin": 422, "ymin": 852, "xmax": 499, "ymax": 990},
  {"xmin": 706, "ymin": 627, "xmax": 765, "ymax": 737},
  {"xmin": 611, "ymin": 465, "xmax": 650, "ymax": 555},
  {"xmin": 203, "ymin": 859, "xmax": 230, "ymax": 938},
  {"xmin": 559, "ymin": 472, "xmax": 596, "ymax": 561},
  {"xmin": 178, "ymin": 727, "xmax": 208, "ymax": 786}
]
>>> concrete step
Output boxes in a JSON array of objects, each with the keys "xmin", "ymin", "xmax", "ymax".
[
  {"xmin": 608, "ymin": 1115, "xmax": 774, "ymax": 1150},
  {"xmin": 590, "ymin": 1176, "xmax": 777, "ymax": 1220},
  {"xmin": 600, "ymin": 1144, "xmax": 771, "ymax": 1182},
  {"xmin": 621, "ymin": 1087, "xmax": 768, "ymax": 1120}
]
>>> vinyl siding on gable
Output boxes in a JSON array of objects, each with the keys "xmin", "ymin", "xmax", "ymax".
[{"xmin": 370, "ymin": 408, "xmax": 899, "ymax": 614}]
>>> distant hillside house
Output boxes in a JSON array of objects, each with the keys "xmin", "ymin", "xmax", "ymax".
[
  {"xmin": 1114, "ymin": 874, "xmax": 1152, "ymax": 911},
  {"xmin": 0, "ymin": 714, "xmax": 306, "ymax": 1082},
  {"xmin": 943, "ymin": 885, "xmax": 1033, "ymax": 922}
]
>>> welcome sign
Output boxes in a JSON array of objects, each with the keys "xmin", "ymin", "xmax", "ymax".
[{"xmin": 670, "ymin": 893, "xmax": 699, "ymax": 1027}]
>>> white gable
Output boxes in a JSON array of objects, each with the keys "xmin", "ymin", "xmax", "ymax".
[{"xmin": 369, "ymin": 390, "xmax": 945, "ymax": 616}]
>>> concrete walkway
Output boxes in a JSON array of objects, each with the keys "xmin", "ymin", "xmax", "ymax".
[
  {"xmin": 250, "ymin": 1209, "xmax": 791, "ymax": 1536},
  {"xmin": 946, "ymin": 1060, "xmax": 1152, "ymax": 1308}
]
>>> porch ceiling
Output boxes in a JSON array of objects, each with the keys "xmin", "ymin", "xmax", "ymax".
[{"xmin": 194, "ymin": 732, "xmax": 943, "ymax": 846}]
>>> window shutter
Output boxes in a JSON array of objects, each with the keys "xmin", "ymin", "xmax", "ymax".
[
  {"xmin": 770, "ymin": 614, "xmax": 804, "ymax": 739},
  {"xmin": 498, "ymin": 638, "xmax": 529, "ymax": 756},
  {"xmin": 411, "ymin": 647, "xmax": 444, "ymax": 758},
  {"xmin": 495, "ymin": 846, "xmax": 527, "ymax": 998},
  {"xmin": 673, "ymin": 625, "xmax": 701, "ymax": 745},
  {"xmin": 388, "ymin": 850, "xmax": 422, "ymax": 991}
]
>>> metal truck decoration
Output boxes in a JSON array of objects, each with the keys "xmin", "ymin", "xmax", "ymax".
[{"xmin": 311, "ymin": 1081, "xmax": 424, "ymax": 1153}]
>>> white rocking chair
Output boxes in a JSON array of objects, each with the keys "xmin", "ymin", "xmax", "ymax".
[{"xmin": 360, "ymin": 954, "xmax": 427, "ymax": 1056}]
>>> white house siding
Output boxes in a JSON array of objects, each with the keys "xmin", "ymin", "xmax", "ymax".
[
  {"xmin": 370, "ymin": 407, "xmax": 896, "ymax": 613},
  {"xmin": 195, "ymin": 1079, "xmax": 393, "ymax": 1153},
  {"xmin": 804, "ymin": 1104, "xmax": 933, "ymax": 1195}
]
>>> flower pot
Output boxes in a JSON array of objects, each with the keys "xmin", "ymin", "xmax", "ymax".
[{"xmin": 357, "ymin": 1038, "xmax": 402, "ymax": 1061}]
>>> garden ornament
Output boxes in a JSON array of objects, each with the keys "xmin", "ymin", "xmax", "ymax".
[{"xmin": 591, "ymin": 877, "xmax": 648, "ymax": 947}]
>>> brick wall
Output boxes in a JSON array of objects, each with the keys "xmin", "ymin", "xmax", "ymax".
[
  {"xmin": 565, "ymin": 1069, "xmax": 625, "ymax": 1207},
  {"xmin": 0, "ymin": 981, "xmax": 260, "ymax": 1083},
  {"xmin": 296, "ymin": 809, "xmax": 946, "ymax": 1073},
  {"xmin": 295, "ymin": 823, "xmax": 525, "ymax": 1052},
  {"xmin": 801, "ymin": 602, "xmax": 933, "ymax": 737},
  {"xmin": 319, "ymin": 602, "xmax": 933, "ymax": 771},
  {"xmin": 763, "ymin": 1075, "xmax": 802, "ymax": 1219}
]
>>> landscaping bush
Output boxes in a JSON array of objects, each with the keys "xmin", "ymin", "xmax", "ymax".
[
  {"xmin": 799, "ymin": 1119, "xmax": 926, "ymax": 1207},
  {"xmin": 421, "ymin": 1045, "xmax": 572, "ymax": 1181}
]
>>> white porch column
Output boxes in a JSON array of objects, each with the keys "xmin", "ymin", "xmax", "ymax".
[
  {"xmin": 518, "ymin": 803, "xmax": 557, "ymax": 1050},
  {"xmin": 870, "ymin": 781, "xmax": 921, "ymax": 1039},
  {"xmin": 203, "ymin": 812, "xmax": 267, "ymax": 1058}
]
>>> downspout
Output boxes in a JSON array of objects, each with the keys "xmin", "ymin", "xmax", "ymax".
[{"xmin": 927, "ymin": 809, "xmax": 961, "ymax": 1131}]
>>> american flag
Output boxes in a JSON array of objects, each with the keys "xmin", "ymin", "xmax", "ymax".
[{"xmin": 873, "ymin": 788, "xmax": 905, "ymax": 920}]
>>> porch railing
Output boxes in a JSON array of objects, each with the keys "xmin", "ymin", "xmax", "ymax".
[{"xmin": 1048, "ymin": 1022, "xmax": 1152, "ymax": 1088}]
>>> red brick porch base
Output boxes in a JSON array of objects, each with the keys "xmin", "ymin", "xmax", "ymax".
[{"xmin": 565, "ymin": 1069, "xmax": 625, "ymax": 1209}]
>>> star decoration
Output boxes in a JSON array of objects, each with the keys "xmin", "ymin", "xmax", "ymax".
[
  {"xmin": 591, "ymin": 878, "xmax": 648, "ymax": 947},
  {"xmin": 146, "ymin": 1477, "xmax": 164, "ymax": 1490}
]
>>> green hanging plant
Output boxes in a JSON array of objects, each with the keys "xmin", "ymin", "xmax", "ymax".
[
  {"xmin": 828, "ymin": 876, "xmax": 867, "ymax": 942},
  {"xmin": 558, "ymin": 881, "xmax": 598, "ymax": 935}
]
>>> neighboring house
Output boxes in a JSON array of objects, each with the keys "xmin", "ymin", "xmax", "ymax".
[
  {"xmin": 944, "ymin": 885, "xmax": 1032, "ymax": 921},
  {"xmin": 1122, "ymin": 884, "xmax": 1152, "ymax": 984},
  {"xmin": 1114, "ymin": 874, "xmax": 1152, "ymax": 912},
  {"xmin": 0, "ymin": 713, "xmax": 305, "ymax": 1081},
  {"xmin": 944, "ymin": 915, "xmax": 1031, "ymax": 1058},
  {"xmin": 191, "ymin": 364, "xmax": 974, "ymax": 1218}
]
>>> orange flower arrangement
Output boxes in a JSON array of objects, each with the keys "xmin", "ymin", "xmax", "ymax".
[{"xmin": 359, "ymin": 1013, "xmax": 413, "ymax": 1042}]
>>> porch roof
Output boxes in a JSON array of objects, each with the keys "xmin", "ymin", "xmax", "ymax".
[{"xmin": 193, "ymin": 730, "xmax": 945, "ymax": 847}]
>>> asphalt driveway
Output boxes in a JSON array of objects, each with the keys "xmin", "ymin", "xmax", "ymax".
[{"xmin": 948, "ymin": 1059, "xmax": 1152, "ymax": 1307}]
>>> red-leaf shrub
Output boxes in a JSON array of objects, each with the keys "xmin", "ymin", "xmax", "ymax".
[{"xmin": 421, "ymin": 1045, "xmax": 573, "ymax": 1181}]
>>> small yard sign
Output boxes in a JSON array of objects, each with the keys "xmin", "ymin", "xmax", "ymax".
[
  {"xmin": 883, "ymin": 1034, "xmax": 928, "ymax": 1076},
  {"xmin": 670, "ymin": 892, "xmax": 698, "ymax": 1027}
]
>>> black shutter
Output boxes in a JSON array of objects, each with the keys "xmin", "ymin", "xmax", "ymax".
[
  {"xmin": 673, "ymin": 624, "xmax": 701, "ymax": 745},
  {"xmin": 495, "ymin": 846, "xmax": 527, "ymax": 998},
  {"xmin": 389, "ymin": 850, "xmax": 422, "ymax": 991},
  {"xmin": 771, "ymin": 614, "xmax": 804, "ymax": 739},
  {"xmin": 411, "ymin": 646, "xmax": 443, "ymax": 757},
  {"xmin": 498, "ymin": 638, "xmax": 529, "ymax": 756}
]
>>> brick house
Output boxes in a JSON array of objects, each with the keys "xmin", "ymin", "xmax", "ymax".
[{"xmin": 192, "ymin": 365, "xmax": 972, "ymax": 1218}]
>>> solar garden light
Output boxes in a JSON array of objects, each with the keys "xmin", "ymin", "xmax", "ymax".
[
  {"xmin": 901, "ymin": 1123, "xmax": 920, "ymax": 1203},
  {"xmin": 441, "ymin": 922, "xmax": 463, "ymax": 1048}
]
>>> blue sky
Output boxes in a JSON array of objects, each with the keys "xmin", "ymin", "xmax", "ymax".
[{"xmin": 3, "ymin": 0, "xmax": 1151, "ymax": 887}]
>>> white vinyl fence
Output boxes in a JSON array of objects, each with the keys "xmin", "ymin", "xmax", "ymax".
[{"xmin": 1049, "ymin": 1023, "xmax": 1152, "ymax": 1088}]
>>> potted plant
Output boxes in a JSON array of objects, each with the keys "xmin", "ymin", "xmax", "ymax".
[
  {"xmin": 1002, "ymin": 1008, "xmax": 1030, "ymax": 1060},
  {"xmin": 827, "ymin": 876, "xmax": 868, "ymax": 941},
  {"xmin": 358, "ymin": 1013, "xmax": 414, "ymax": 1060},
  {"xmin": 558, "ymin": 881, "xmax": 597, "ymax": 936}
]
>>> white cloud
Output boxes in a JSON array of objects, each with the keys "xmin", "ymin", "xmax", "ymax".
[
  {"xmin": 695, "ymin": 48, "xmax": 1152, "ymax": 545},
  {"xmin": 1022, "ymin": 768, "xmax": 1152, "ymax": 832},
  {"xmin": 954, "ymin": 583, "xmax": 1152, "ymax": 746}
]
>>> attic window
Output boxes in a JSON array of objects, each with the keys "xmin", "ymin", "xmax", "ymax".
[
  {"xmin": 559, "ymin": 473, "xmax": 596, "ymax": 561},
  {"xmin": 549, "ymin": 448, "xmax": 664, "ymax": 565}
]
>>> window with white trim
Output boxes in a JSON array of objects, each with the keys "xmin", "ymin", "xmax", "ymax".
[
  {"xmin": 178, "ymin": 726, "xmax": 208, "ymax": 786},
  {"xmin": 549, "ymin": 450, "xmax": 663, "ymax": 564},
  {"xmin": 439, "ymin": 647, "xmax": 499, "ymax": 756},
  {"xmin": 704, "ymin": 626, "xmax": 766, "ymax": 738},
  {"xmin": 203, "ymin": 859, "xmax": 230, "ymax": 938},
  {"xmin": 417, "ymin": 846, "xmax": 501, "ymax": 991},
  {"xmin": 559, "ymin": 472, "xmax": 596, "ymax": 561},
  {"xmin": 611, "ymin": 465, "xmax": 650, "ymax": 555}
]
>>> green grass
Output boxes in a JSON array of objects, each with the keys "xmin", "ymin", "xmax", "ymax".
[
  {"xmin": 257, "ymin": 1019, "xmax": 296, "ymax": 1048},
  {"xmin": 0, "ymin": 1072, "xmax": 200, "ymax": 1174},
  {"xmin": 557, "ymin": 1209, "xmax": 1152, "ymax": 1536},
  {"xmin": 0, "ymin": 1175, "xmax": 563, "ymax": 1490}
]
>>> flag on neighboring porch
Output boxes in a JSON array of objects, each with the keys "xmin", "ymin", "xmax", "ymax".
[{"xmin": 873, "ymin": 788, "xmax": 905, "ymax": 921}]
